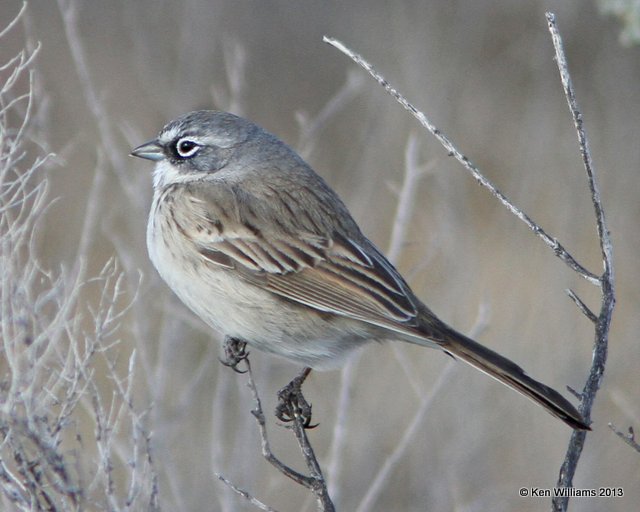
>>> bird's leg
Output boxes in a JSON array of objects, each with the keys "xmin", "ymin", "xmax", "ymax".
[
  {"xmin": 220, "ymin": 336, "xmax": 250, "ymax": 373},
  {"xmin": 276, "ymin": 367, "xmax": 316, "ymax": 429}
]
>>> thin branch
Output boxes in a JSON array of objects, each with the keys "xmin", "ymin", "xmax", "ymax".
[
  {"xmin": 220, "ymin": 356, "xmax": 335, "ymax": 512},
  {"xmin": 323, "ymin": 36, "xmax": 600, "ymax": 286},
  {"xmin": 245, "ymin": 360, "xmax": 310, "ymax": 486},
  {"xmin": 355, "ymin": 305, "xmax": 488, "ymax": 511},
  {"xmin": 325, "ymin": 15, "xmax": 614, "ymax": 512},
  {"xmin": 284, "ymin": 396, "xmax": 334, "ymax": 512},
  {"xmin": 326, "ymin": 133, "xmax": 429, "ymax": 505},
  {"xmin": 215, "ymin": 474, "xmax": 279, "ymax": 512},
  {"xmin": 211, "ymin": 39, "xmax": 248, "ymax": 117},
  {"xmin": 608, "ymin": 424, "xmax": 640, "ymax": 454},
  {"xmin": 564, "ymin": 289, "xmax": 597, "ymax": 323},
  {"xmin": 387, "ymin": 133, "xmax": 427, "ymax": 264},
  {"xmin": 356, "ymin": 360, "xmax": 457, "ymax": 512},
  {"xmin": 324, "ymin": 359, "xmax": 356, "ymax": 504},
  {"xmin": 546, "ymin": 12, "xmax": 615, "ymax": 511},
  {"xmin": 546, "ymin": 13, "xmax": 614, "ymax": 278},
  {"xmin": 296, "ymin": 70, "xmax": 364, "ymax": 159},
  {"xmin": 55, "ymin": 0, "xmax": 143, "ymax": 211},
  {"xmin": 0, "ymin": 1, "xmax": 27, "ymax": 39}
]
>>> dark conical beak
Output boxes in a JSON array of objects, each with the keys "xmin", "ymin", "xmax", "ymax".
[{"xmin": 130, "ymin": 140, "xmax": 164, "ymax": 161}]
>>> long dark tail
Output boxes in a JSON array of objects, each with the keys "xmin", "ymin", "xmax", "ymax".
[{"xmin": 410, "ymin": 324, "xmax": 590, "ymax": 430}]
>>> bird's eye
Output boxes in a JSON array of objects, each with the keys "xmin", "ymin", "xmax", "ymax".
[{"xmin": 175, "ymin": 138, "xmax": 200, "ymax": 158}]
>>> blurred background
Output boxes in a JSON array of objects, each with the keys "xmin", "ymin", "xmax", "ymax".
[{"xmin": 1, "ymin": 0, "xmax": 639, "ymax": 510}]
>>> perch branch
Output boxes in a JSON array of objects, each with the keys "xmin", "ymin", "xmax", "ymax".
[
  {"xmin": 218, "ymin": 351, "xmax": 334, "ymax": 512},
  {"xmin": 246, "ymin": 359, "xmax": 334, "ymax": 511},
  {"xmin": 546, "ymin": 12, "xmax": 615, "ymax": 511}
]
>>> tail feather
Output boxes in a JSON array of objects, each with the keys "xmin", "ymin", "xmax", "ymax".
[{"xmin": 412, "ymin": 325, "xmax": 590, "ymax": 430}]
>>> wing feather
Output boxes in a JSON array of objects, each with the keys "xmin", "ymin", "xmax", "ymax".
[
  {"xmin": 178, "ymin": 187, "xmax": 420, "ymax": 331},
  {"xmin": 195, "ymin": 229, "xmax": 419, "ymax": 329}
]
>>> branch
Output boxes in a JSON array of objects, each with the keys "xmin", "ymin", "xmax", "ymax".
[
  {"xmin": 323, "ymin": 36, "xmax": 600, "ymax": 286},
  {"xmin": 325, "ymin": 12, "xmax": 614, "ymax": 512},
  {"xmin": 55, "ymin": 0, "xmax": 144, "ymax": 213},
  {"xmin": 218, "ymin": 351, "xmax": 334, "ymax": 512},
  {"xmin": 355, "ymin": 360, "xmax": 457, "ymax": 512},
  {"xmin": 608, "ymin": 424, "xmax": 640, "ymax": 454},
  {"xmin": 386, "ymin": 133, "xmax": 430, "ymax": 264},
  {"xmin": 546, "ymin": 12, "xmax": 615, "ymax": 511},
  {"xmin": 324, "ymin": 360, "xmax": 356, "ymax": 504},
  {"xmin": 295, "ymin": 69, "xmax": 364, "ymax": 159},
  {"xmin": 326, "ymin": 133, "xmax": 431, "ymax": 505},
  {"xmin": 220, "ymin": 68, "xmax": 365, "ymax": 512},
  {"xmin": 564, "ymin": 289, "xmax": 597, "ymax": 323},
  {"xmin": 215, "ymin": 474, "xmax": 279, "ymax": 512}
]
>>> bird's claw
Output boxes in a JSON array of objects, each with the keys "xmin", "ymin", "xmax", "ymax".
[
  {"xmin": 275, "ymin": 368, "xmax": 317, "ymax": 429},
  {"xmin": 220, "ymin": 336, "xmax": 249, "ymax": 373}
]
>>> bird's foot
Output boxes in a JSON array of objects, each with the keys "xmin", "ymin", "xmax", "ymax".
[
  {"xmin": 220, "ymin": 336, "xmax": 249, "ymax": 373},
  {"xmin": 275, "ymin": 367, "xmax": 317, "ymax": 429}
]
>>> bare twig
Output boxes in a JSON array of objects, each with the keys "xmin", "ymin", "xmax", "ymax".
[
  {"xmin": 387, "ymin": 133, "xmax": 428, "ymax": 264},
  {"xmin": 211, "ymin": 40, "xmax": 248, "ymax": 117},
  {"xmin": 325, "ymin": 13, "xmax": 614, "ymax": 512},
  {"xmin": 355, "ymin": 360, "xmax": 457, "ymax": 512},
  {"xmin": 324, "ymin": 359, "xmax": 357, "ymax": 504},
  {"xmin": 355, "ymin": 305, "xmax": 488, "ymax": 511},
  {"xmin": 546, "ymin": 12, "xmax": 615, "ymax": 512},
  {"xmin": 0, "ymin": 8, "xmax": 159, "ymax": 509},
  {"xmin": 565, "ymin": 289, "xmax": 597, "ymax": 323},
  {"xmin": 247, "ymin": 360, "xmax": 334, "ymax": 511},
  {"xmin": 608, "ymin": 424, "xmax": 640, "ymax": 454},
  {"xmin": 326, "ymin": 133, "xmax": 429, "ymax": 505},
  {"xmin": 323, "ymin": 36, "xmax": 600, "ymax": 286},
  {"xmin": 296, "ymin": 70, "xmax": 364, "ymax": 159},
  {"xmin": 0, "ymin": 1, "xmax": 27, "ymax": 39},
  {"xmin": 219, "ymin": 356, "xmax": 335, "ymax": 511},
  {"xmin": 215, "ymin": 474, "xmax": 279, "ymax": 512},
  {"xmin": 55, "ymin": 0, "xmax": 144, "ymax": 213}
]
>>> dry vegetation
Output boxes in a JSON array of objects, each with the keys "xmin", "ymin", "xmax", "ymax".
[{"xmin": 0, "ymin": 1, "xmax": 639, "ymax": 511}]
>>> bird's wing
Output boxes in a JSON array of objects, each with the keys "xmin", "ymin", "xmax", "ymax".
[{"xmin": 178, "ymin": 190, "xmax": 420, "ymax": 332}]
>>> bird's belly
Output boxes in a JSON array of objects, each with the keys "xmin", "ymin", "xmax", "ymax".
[{"xmin": 147, "ymin": 226, "xmax": 372, "ymax": 369}]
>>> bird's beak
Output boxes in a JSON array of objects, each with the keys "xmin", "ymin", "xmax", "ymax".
[{"xmin": 130, "ymin": 140, "xmax": 164, "ymax": 161}]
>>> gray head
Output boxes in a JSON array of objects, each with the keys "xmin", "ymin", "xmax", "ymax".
[
  {"xmin": 131, "ymin": 110, "xmax": 257, "ymax": 174},
  {"xmin": 131, "ymin": 110, "xmax": 298, "ymax": 188}
]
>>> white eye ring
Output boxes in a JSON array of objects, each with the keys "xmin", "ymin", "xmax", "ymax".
[{"xmin": 176, "ymin": 138, "xmax": 201, "ymax": 158}]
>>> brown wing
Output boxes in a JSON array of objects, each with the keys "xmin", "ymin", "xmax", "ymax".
[
  {"xmin": 200, "ymin": 228, "xmax": 419, "ymax": 329},
  {"xmin": 175, "ymin": 193, "xmax": 418, "ymax": 332}
]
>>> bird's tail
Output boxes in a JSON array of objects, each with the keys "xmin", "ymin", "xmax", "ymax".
[{"xmin": 409, "ymin": 324, "xmax": 590, "ymax": 431}]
